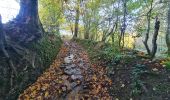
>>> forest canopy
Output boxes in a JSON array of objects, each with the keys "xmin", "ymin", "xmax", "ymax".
[{"xmin": 39, "ymin": 0, "xmax": 169, "ymax": 57}]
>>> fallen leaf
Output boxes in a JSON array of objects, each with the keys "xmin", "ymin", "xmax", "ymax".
[{"xmin": 45, "ymin": 91, "xmax": 49, "ymax": 97}]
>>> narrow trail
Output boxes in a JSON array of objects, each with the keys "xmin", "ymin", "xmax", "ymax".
[{"xmin": 19, "ymin": 41, "xmax": 112, "ymax": 100}]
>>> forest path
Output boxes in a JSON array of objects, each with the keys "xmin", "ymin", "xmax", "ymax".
[{"xmin": 19, "ymin": 41, "xmax": 112, "ymax": 100}]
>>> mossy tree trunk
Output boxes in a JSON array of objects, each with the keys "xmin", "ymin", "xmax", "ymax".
[
  {"xmin": 14, "ymin": 0, "xmax": 44, "ymax": 44},
  {"xmin": 0, "ymin": 0, "xmax": 45, "ymax": 99}
]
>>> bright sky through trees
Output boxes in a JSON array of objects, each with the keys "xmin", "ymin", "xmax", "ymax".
[{"xmin": 0, "ymin": 0, "xmax": 19, "ymax": 23}]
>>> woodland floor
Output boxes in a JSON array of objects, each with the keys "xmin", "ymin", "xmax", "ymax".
[
  {"xmin": 18, "ymin": 41, "xmax": 112, "ymax": 100},
  {"xmin": 18, "ymin": 40, "xmax": 170, "ymax": 100}
]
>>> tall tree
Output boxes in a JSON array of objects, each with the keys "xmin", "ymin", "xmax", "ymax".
[
  {"xmin": 39, "ymin": 0, "xmax": 64, "ymax": 34},
  {"xmin": 119, "ymin": 0, "xmax": 127, "ymax": 48},
  {"xmin": 15, "ymin": 0, "xmax": 44, "ymax": 43},
  {"xmin": 143, "ymin": 0, "xmax": 153, "ymax": 55},
  {"xmin": 151, "ymin": 16, "xmax": 160, "ymax": 58},
  {"xmin": 166, "ymin": 2, "xmax": 170, "ymax": 54},
  {"xmin": 73, "ymin": 0, "xmax": 80, "ymax": 38}
]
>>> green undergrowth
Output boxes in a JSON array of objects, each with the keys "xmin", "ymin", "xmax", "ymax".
[
  {"xmin": 75, "ymin": 38, "xmax": 170, "ymax": 99},
  {"xmin": 131, "ymin": 64, "xmax": 148, "ymax": 96},
  {"xmin": 74, "ymin": 39, "xmax": 99, "ymax": 62},
  {"xmin": 32, "ymin": 33, "xmax": 62, "ymax": 69},
  {"xmin": 75, "ymin": 39, "xmax": 121, "ymax": 63},
  {"xmin": 163, "ymin": 61, "xmax": 170, "ymax": 69}
]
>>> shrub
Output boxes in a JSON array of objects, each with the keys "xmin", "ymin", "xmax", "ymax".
[{"xmin": 163, "ymin": 61, "xmax": 170, "ymax": 69}]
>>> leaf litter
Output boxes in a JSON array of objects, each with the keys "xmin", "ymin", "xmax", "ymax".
[{"xmin": 18, "ymin": 41, "xmax": 112, "ymax": 100}]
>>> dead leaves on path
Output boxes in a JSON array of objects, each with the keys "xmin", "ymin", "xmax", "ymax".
[
  {"xmin": 81, "ymin": 64, "xmax": 112, "ymax": 99},
  {"xmin": 72, "ymin": 44, "xmax": 112, "ymax": 99},
  {"xmin": 19, "ymin": 44, "xmax": 68, "ymax": 99},
  {"xmin": 18, "ymin": 42, "xmax": 112, "ymax": 100}
]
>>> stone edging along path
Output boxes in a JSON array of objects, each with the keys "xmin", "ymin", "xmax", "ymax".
[{"xmin": 19, "ymin": 41, "xmax": 112, "ymax": 100}]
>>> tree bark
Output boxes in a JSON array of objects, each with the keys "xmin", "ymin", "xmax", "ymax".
[
  {"xmin": 83, "ymin": 15, "xmax": 90, "ymax": 39},
  {"xmin": 0, "ymin": 15, "xmax": 5, "ymax": 46},
  {"xmin": 84, "ymin": 21, "xmax": 90, "ymax": 39},
  {"xmin": 143, "ymin": 11, "xmax": 151, "ymax": 55},
  {"xmin": 143, "ymin": 0, "xmax": 153, "ymax": 55},
  {"xmin": 151, "ymin": 17, "xmax": 160, "ymax": 58},
  {"xmin": 0, "ymin": 15, "xmax": 17, "ymax": 76},
  {"xmin": 119, "ymin": 0, "xmax": 127, "ymax": 48},
  {"xmin": 166, "ymin": 2, "xmax": 170, "ymax": 55},
  {"xmin": 15, "ymin": 0, "xmax": 44, "ymax": 43},
  {"xmin": 73, "ymin": 0, "xmax": 80, "ymax": 39}
]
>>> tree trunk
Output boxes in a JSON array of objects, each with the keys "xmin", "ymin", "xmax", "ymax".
[
  {"xmin": 102, "ymin": 31, "xmax": 107, "ymax": 42},
  {"xmin": 84, "ymin": 25, "xmax": 90, "ymax": 39},
  {"xmin": 14, "ymin": 0, "xmax": 44, "ymax": 43},
  {"xmin": 0, "ymin": 0, "xmax": 46, "ymax": 99},
  {"xmin": 143, "ymin": 12, "xmax": 151, "ymax": 55},
  {"xmin": 0, "ymin": 15, "xmax": 17, "ymax": 76},
  {"xmin": 0, "ymin": 15, "xmax": 5, "ymax": 46},
  {"xmin": 84, "ymin": 19, "xmax": 90, "ymax": 39},
  {"xmin": 151, "ymin": 17, "xmax": 160, "ymax": 58},
  {"xmin": 84, "ymin": 31, "xmax": 89, "ymax": 39},
  {"xmin": 119, "ymin": 0, "xmax": 127, "ymax": 48},
  {"xmin": 73, "ymin": 0, "xmax": 80, "ymax": 39},
  {"xmin": 143, "ymin": 0, "xmax": 153, "ymax": 55},
  {"xmin": 166, "ymin": 2, "xmax": 170, "ymax": 55}
]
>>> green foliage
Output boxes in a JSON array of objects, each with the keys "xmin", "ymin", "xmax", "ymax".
[
  {"xmin": 75, "ymin": 38, "xmax": 122, "ymax": 64},
  {"xmin": 33, "ymin": 34, "xmax": 62, "ymax": 67},
  {"xmin": 156, "ymin": 83, "xmax": 170, "ymax": 93},
  {"xmin": 39, "ymin": 0, "xmax": 64, "ymax": 33},
  {"xmin": 163, "ymin": 61, "xmax": 170, "ymax": 69},
  {"xmin": 97, "ymin": 41, "xmax": 121, "ymax": 63},
  {"xmin": 131, "ymin": 64, "xmax": 148, "ymax": 96},
  {"xmin": 75, "ymin": 39, "xmax": 97, "ymax": 50},
  {"xmin": 99, "ymin": 46, "xmax": 116, "ymax": 60}
]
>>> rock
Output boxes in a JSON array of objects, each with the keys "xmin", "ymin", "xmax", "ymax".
[
  {"xmin": 152, "ymin": 68, "xmax": 158, "ymax": 72},
  {"xmin": 110, "ymin": 71, "xmax": 115, "ymax": 75},
  {"xmin": 121, "ymin": 84, "xmax": 125, "ymax": 88},
  {"xmin": 149, "ymin": 61, "xmax": 152, "ymax": 63},
  {"xmin": 64, "ymin": 80, "xmax": 71, "ymax": 90},
  {"xmin": 79, "ymin": 63, "xmax": 88, "ymax": 70},
  {"xmin": 62, "ymin": 75, "xmax": 69, "ymax": 80},
  {"xmin": 162, "ymin": 65, "xmax": 166, "ymax": 68},
  {"xmin": 60, "ymin": 64, "xmax": 67, "ymax": 68},
  {"xmin": 71, "ymin": 74, "xmax": 83, "ymax": 80},
  {"xmin": 115, "ymin": 98, "xmax": 119, "ymax": 100},
  {"xmin": 70, "ymin": 82, "xmax": 78, "ymax": 89},
  {"xmin": 61, "ymin": 86, "xmax": 67, "ymax": 91},
  {"xmin": 153, "ymin": 87, "xmax": 156, "ymax": 91},
  {"xmin": 64, "ymin": 54, "xmax": 74, "ymax": 63},
  {"xmin": 65, "ymin": 64, "xmax": 76, "ymax": 69},
  {"xmin": 64, "ymin": 68, "xmax": 81, "ymax": 75}
]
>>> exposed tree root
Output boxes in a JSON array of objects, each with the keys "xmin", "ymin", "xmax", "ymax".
[{"xmin": 0, "ymin": 15, "xmax": 17, "ymax": 77}]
